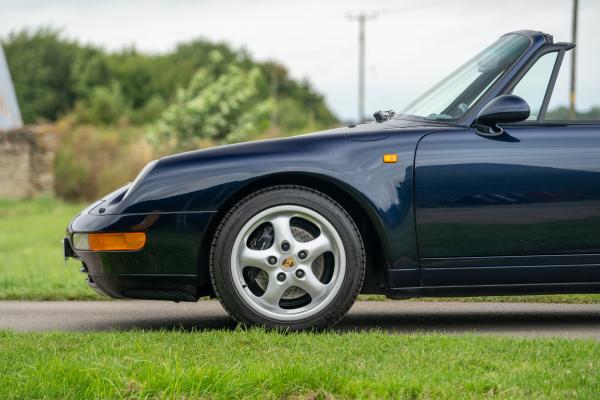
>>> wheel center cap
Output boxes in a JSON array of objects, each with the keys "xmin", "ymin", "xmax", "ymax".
[{"xmin": 281, "ymin": 255, "xmax": 297, "ymax": 270}]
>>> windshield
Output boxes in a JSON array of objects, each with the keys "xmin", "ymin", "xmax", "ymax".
[{"xmin": 400, "ymin": 34, "xmax": 531, "ymax": 121}]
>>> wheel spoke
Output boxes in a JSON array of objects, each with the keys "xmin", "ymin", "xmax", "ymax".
[
  {"xmin": 240, "ymin": 247, "xmax": 274, "ymax": 271},
  {"xmin": 295, "ymin": 270, "xmax": 328, "ymax": 299},
  {"xmin": 270, "ymin": 215, "xmax": 295, "ymax": 245},
  {"xmin": 261, "ymin": 276, "xmax": 290, "ymax": 305},
  {"xmin": 302, "ymin": 233, "xmax": 332, "ymax": 263}
]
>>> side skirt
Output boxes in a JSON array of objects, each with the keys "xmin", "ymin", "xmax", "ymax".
[{"xmin": 385, "ymin": 282, "xmax": 600, "ymax": 299}]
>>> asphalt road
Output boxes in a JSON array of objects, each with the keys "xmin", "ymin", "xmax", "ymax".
[{"xmin": 1, "ymin": 300, "xmax": 599, "ymax": 339}]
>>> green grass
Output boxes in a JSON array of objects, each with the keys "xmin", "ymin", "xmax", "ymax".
[
  {"xmin": 0, "ymin": 197, "xmax": 101, "ymax": 300},
  {"xmin": 2, "ymin": 197, "xmax": 600, "ymax": 303},
  {"xmin": 1, "ymin": 329, "xmax": 599, "ymax": 399}
]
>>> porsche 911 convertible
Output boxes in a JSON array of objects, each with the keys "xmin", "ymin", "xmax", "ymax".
[{"xmin": 65, "ymin": 30, "xmax": 599, "ymax": 330}]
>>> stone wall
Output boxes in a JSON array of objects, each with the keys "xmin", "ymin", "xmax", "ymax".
[{"xmin": 0, "ymin": 127, "xmax": 57, "ymax": 199}]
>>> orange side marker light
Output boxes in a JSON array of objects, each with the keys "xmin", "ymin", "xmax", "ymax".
[{"xmin": 383, "ymin": 154, "xmax": 398, "ymax": 163}]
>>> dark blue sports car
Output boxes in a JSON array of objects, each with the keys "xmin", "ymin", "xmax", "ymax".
[{"xmin": 65, "ymin": 30, "xmax": 599, "ymax": 330}]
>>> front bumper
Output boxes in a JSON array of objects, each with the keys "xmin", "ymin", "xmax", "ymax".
[{"xmin": 65, "ymin": 210, "xmax": 217, "ymax": 301}]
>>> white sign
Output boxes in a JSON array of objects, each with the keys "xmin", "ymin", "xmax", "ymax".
[{"xmin": 0, "ymin": 45, "xmax": 23, "ymax": 131}]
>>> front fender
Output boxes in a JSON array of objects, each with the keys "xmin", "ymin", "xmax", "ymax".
[{"xmin": 100, "ymin": 127, "xmax": 447, "ymax": 271}]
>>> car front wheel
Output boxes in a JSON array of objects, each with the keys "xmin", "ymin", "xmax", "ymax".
[{"xmin": 210, "ymin": 185, "xmax": 365, "ymax": 330}]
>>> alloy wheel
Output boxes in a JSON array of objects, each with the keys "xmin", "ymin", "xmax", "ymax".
[{"xmin": 230, "ymin": 205, "xmax": 346, "ymax": 321}]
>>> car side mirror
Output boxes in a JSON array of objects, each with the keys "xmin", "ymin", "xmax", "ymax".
[{"xmin": 475, "ymin": 95, "xmax": 530, "ymax": 137}]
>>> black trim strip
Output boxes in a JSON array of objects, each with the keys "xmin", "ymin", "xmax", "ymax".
[
  {"xmin": 421, "ymin": 253, "xmax": 600, "ymax": 268},
  {"xmin": 387, "ymin": 282, "xmax": 600, "ymax": 299}
]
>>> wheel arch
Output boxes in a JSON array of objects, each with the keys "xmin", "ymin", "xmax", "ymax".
[{"xmin": 197, "ymin": 172, "xmax": 388, "ymax": 297}]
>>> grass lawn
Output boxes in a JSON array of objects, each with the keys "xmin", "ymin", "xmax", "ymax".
[
  {"xmin": 0, "ymin": 197, "xmax": 101, "ymax": 300},
  {"xmin": 2, "ymin": 197, "xmax": 600, "ymax": 303},
  {"xmin": 1, "ymin": 329, "xmax": 599, "ymax": 399}
]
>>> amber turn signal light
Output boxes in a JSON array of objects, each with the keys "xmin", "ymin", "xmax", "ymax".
[
  {"xmin": 383, "ymin": 154, "xmax": 398, "ymax": 163},
  {"xmin": 72, "ymin": 232, "xmax": 146, "ymax": 251}
]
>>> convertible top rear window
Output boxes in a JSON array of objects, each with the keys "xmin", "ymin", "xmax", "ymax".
[{"xmin": 400, "ymin": 34, "xmax": 531, "ymax": 121}]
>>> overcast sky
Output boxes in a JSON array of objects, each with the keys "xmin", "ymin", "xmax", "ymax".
[{"xmin": 0, "ymin": 0, "xmax": 598, "ymax": 121}]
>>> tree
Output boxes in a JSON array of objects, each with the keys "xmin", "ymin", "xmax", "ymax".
[
  {"xmin": 2, "ymin": 27, "xmax": 338, "ymax": 130},
  {"xmin": 1, "ymin": 28, "xmax": 80, "ymax": 123}
]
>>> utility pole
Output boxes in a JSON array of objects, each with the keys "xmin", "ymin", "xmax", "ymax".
[
  {"xmin": 570, "ymin": 0, "xmax": 579, "ymax": 120},
  {"xmin": 348, "ymin": 13, "xmax": 377, "ymax": 123}
]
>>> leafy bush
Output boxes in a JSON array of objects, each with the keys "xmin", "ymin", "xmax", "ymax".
[
  {"xmin": 72, "ymin": 82, "xmax": 130, "ymax": 126},
  {"xmin": 129, "ymin": 95, "xmax": 166, "ymax": 125},
  {"xmin": 53, "ymin": 123, "xmax": 154, "ymax": 201},
  {"xmin": 54, "ymin": 145, "xmax": 90, "ymax": 201},
  {"xmin": 150, "ymin": 58, "xmax": 272, "ymax": 151}
]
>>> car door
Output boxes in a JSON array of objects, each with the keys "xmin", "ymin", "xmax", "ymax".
[{"xmin": 414, "ymin": 46, "xmax": 600, "ymax": 287}]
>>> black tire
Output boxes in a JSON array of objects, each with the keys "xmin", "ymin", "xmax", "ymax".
[{"xmin": 210, "ymin": 185, "xmax": 365, "ymax": 330}]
